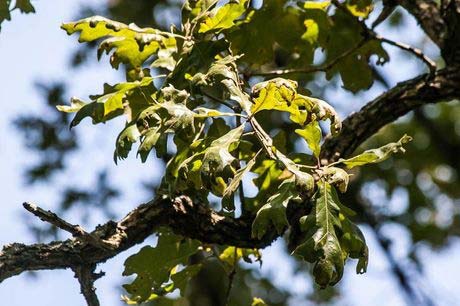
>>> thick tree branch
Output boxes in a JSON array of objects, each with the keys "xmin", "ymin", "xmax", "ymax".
[
  {"xmin": 399, "ymin": 0, "xmax": 460, "ymax": 64},
  {"xmin": 3, "ymin": 66, "xmax": 460, "ymax": 285},
  {"xmin": 0, "ymin": 196, "xmax": 276, "ymax": 283},
  {"xmin": 321, "ymin": 67, "xmax": 460, "ymax": 161}
]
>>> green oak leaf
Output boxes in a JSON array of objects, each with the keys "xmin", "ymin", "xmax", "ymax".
[
  {"xmin": 340, "ymin": 134, "xmax": 412, "ymax": 169},
  {"xmin": 227, "ymin": 0, "xmax": 314, "ymax": 67},
  {"xmin": 339, "ymin": 214, "xmax": 368, "ymax": 274},
  {"xmin": 170, "ymin": 264, "xmax": 202, "ymax": 296},
  {"xmin": 57, "ymin": 77, "xmax": 154, "ymax": 127},
  {"xmin": 114, "ymin": 122, "xmax": 141, "ymax": 162},
  {"xmin": 252, "ymin": 176, "xmax": 299, "ymax": 239},
  {"xmin": 122, "ymin": 232, "xmax": 200, "ymax": 302},
  {"xmin": 61, "ymin": 16, "xmax": 176, "ymax": 69},
  {"xmin": 201, "ymin": 124, "xmax": 245, "ymax": 174},
  {"xmin": 15, "ymin": 0, "xmax": 34, "ymax": 13},
  {"xmin": 0, "ymin": 0, "xmax": 35, "ymax": 31},
  {"xmin": 294, "ymin": 180, "xmax": 343, "ymax": 288},
  {"xmin": 222, "ymin": 151, "xmax": 258, "ymax": 199},
  {"xmin": 246, "ymin": 159, "xmax": 283, "ymax": 211}
]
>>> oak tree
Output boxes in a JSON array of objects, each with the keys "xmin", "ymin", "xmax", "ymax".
[{"xmin": 2, "ymin": 1, "xmax": 460, "ymax": 305}]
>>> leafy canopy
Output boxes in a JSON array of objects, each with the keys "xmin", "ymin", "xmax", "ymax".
[{"xmin": 58, "ymin": 0, "xmax": 410, "ymax": 303}]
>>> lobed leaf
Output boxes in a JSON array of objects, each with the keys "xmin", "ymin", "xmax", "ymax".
[
  {"xmin": 199, "ymin": 0, "xmax": 249, "ymax": 33},
  {"xmin": 62, "ymin": 16, "xmax": 176, "ymax": 69},
  {"xmin": 123, "ymin": 232, "xmax": 200, "ymax": 302},
  {"xmin": 57, "ymin": 77, "xmax": 154, "ymax": 128},
  {"xmin": 340, "ymin": 134, "xmax": 412, "ymax": 169},
  {"xmin": 252, "ymin": 177, "xmax": 299, "ymax": 239},
  {"xmin": 294, "ymin": 181, "xmax": 368, "ymax": 287}
]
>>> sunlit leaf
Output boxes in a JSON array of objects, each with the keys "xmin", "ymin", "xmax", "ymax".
[
  {"xmin": 296, "ymin": 121, "xmax": 322, "ymax": 157},
  {"xmin": 340, "ymin": 135, "xmax": 412, "ymax": 169},
  {"xmin": 346, "ymin": 0, "xmax": 374, "ymax": 18},
  {"xmin": 62, "ymin": 16, "xmax": 176, "ymax": 69},
  {"xmin": 199, "ymin": 0, "xmax": 249, "ymax": 33}
]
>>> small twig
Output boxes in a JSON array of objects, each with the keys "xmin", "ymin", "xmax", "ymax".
[
  {"xmin": 249, "ymin": 38, "xmax": 368, "ymax": 77},
  {"xmin": 201, "ymin": 89, "xmax": 240, "ymax": 112},
  {"xmin": 374, "ymin": 34, "xmax": 437, "ymax": 75},
  {"xmin": 249, "ymin": 117, "xmax": 276, "ymax": 159},
  {"xmin": 23, "ymin": 202, "xmax": 115, "ymax": 250},
  {"xmin": 224, "ymin": 247, "xmax": 238, "ymax": 306},
  {"xmin": 73, "ymin": 264, "xmax": 104, "ymax": 306},
  {"xmin": 331, "ymin": 0, "xmax": 437, "ymax": 75}
]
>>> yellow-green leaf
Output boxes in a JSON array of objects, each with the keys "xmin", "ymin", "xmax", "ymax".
[
  {"xmin": 341, "ymin": 135, "xmax": 412, "ymax": 169},
  {"xmin": 199, "ymin": 0, "xmax": 249, "ymax": 33},
  {"xmin": 296, "ymin": 121, "xmax": 322, "ymax": 157},
  {"xmin": 62, "ymin": 16, "xmax": 176, "ymax": 68}
]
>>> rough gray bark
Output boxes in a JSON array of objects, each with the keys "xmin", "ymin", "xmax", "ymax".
[{"xmin": 0, "ymin": 196, "xmax": 276, "ymax": 283}]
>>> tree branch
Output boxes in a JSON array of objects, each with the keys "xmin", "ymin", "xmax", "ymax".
[
  {"xmin": 0, "ymin": 196, "xmax": 277, "ymax": 283},
  {"xmin": 23, "ymin": 202, "xmax": 115, "ymax": 251},
  {"xmin": 72, "ymin": 264, "xmax": 104, "ymax": 306},
  {"xmin": 398, "ymin": 0, "xmax": 446, "ymax": 47},
  {"xmin": 321, "ymin": 67, "xmax": 460, "ymax": 161}
]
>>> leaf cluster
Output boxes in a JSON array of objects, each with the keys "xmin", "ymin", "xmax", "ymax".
[{"xmin": 57, "ymin": 0, "xmax": 411, "ymax": 302}]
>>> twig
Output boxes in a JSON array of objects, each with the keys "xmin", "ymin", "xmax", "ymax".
[
  {"xmin": 224, "ymin": 247, "xmax": 238, "ymax": 306},
  {"xmin": 73, "ymin": 264, "xmax": 104, "ymax": 306},
  {"xmin": 201, "ymin": 89, "xmax": 240, "ymax": 112},
  {"xmin": 248, "ymin": 117, "xmax": 276, "ymax": 159},
  {"xmin": 249, "ymin": 38, "xmax": 368, "ymax": 77},
  {"xmin": 374, "ymin": 34, "xmax": 437, "ymax": 75},
  {"xmin": 331, "ymin": 0, "xmax": 437, "ymax": 75},
  {"xmin": 23, "ymin": 202, "xmax": 115, "ymax": 251}
]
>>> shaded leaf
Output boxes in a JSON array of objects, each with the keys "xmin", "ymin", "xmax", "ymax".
[
  {"xmin": 223, "ymin": 150, "xmax": 258, "ymax": 199},
  {"xmin": 252, "ymin": 177, "xmax": 299, "ymax": 239},
  {"xmin": 123, "ymin": 232, "xmax": 200, "ymax": 302},
  {"xmin": 294, "ymin": 180, "xmax": 343, "ymax": 287}
]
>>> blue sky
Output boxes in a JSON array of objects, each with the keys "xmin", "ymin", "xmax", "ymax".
[{"xmin": 1, "ymin": 1, "xmax": 460, "ymax": 306}]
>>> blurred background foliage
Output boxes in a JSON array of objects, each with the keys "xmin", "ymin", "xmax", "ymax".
[{"xmin": 10, "ymin": 0, "xmax": 460, "ymax": 305}]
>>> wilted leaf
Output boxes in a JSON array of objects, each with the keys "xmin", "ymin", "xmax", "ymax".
[
  {"xmin": 321, "ymin": 166, "xmax": 350, "ymax": 193},
  {"xmin": 223, "ymin": 152, "xmax": 258, "ymax": 198},
  {"xmin": 340, "ymin": 135, "xmax": 412, "ymax": 169}
]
